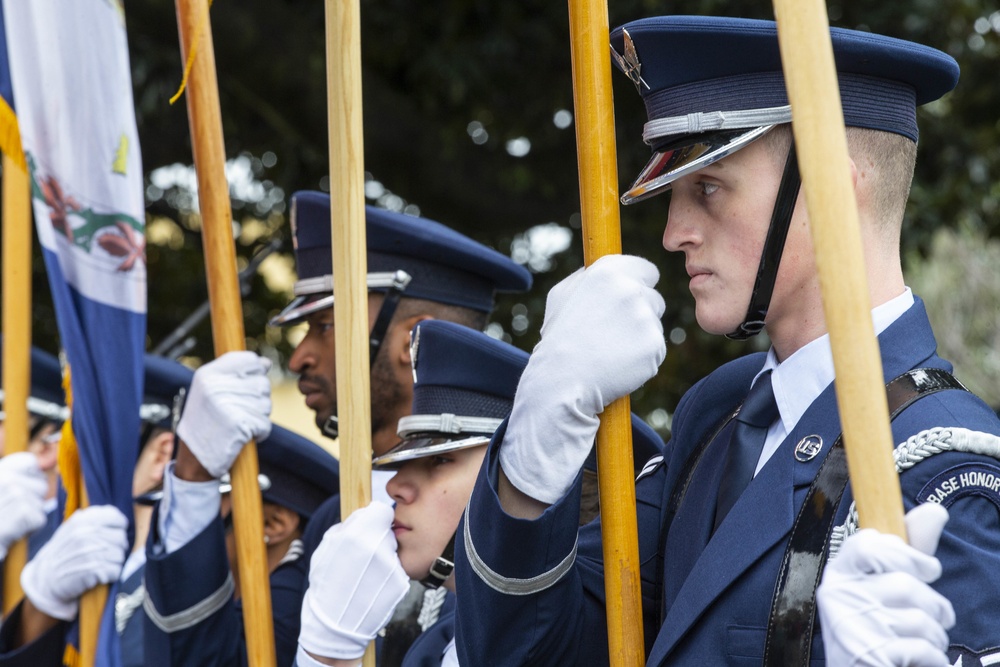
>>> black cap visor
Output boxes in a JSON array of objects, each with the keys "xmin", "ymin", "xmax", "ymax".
[
  {"xmin": 622, "ymin": 125, "xmax": 775, "ymax": 205},
  {"xmin": 269, "ymin": 293, "xmax": 334, "ymax": 327},
  {"xmin": 372, "ymin": 434, "xmax": 491, "ymax": 470}
]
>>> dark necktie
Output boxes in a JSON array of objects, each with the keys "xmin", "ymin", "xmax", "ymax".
[{"xmin": 714, "ymin": 370, "xmax": 779, "ymax": 531}]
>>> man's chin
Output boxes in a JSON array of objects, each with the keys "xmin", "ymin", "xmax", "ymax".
[
  {"xmin": 312, "ymin": 408, "xmax": 337, "ymax": 433},
  {"xmin": 695, "ymin": 305, "xmax": 747, "ymax": 337}
]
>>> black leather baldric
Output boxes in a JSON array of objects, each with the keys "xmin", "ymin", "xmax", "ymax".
[{"xmin": 762, "ymin": 367, "xmax": 967, "ymax": 666}]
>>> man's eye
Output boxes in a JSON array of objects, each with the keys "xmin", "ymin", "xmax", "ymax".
[{"xmin": 699, "ymin": 182, "xmax": 719, "ymax": 196}]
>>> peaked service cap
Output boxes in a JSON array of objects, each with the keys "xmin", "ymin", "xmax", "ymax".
[
  {"xmin": 250, "ymin": 425, "xmax": 340, "ymax": 520},
  {"xmin": 0, "ymin": 339, "xmax": 68, "ymax": 423},
  {"xmin": 611, "ymin": 16, "xmax": 960, "ymax": 204},
  {"xmin": 141, "ymin": 354, "xmax": 194, "ymax": 430},
  {"xmin": 271, "ymin": 191, "xmax": 532, "ymax": 326},
  {"xmin": 373, "ymin": 319, "xmax": 527, "ymax": 468},
  {"xmin": 374, "ymin": 320, "xmax": 666, "ymax": 471}
]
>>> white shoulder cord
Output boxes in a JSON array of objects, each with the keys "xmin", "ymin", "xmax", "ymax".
[
  {"xmin": 829, "ymin": 427, "xmax": 1000, "ymax": 559},
  {"xmin": 417, "ymin": 586, "xmax": 448, "ymax": 632}
]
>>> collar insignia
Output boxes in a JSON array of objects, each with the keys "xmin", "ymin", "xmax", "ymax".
[{"xmin": 794, "ymin": 435, "xmax": 823, "ymax": 462}]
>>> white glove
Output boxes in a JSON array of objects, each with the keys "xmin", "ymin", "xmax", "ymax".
[
  {"xmin": 0, "ymin": 452, "xmax": 49, "ymax": 560},
  {"xmin": 818, "ymin": 503, "xmax": 956, "ymax": 667},
  {"xmin": 21, "ymin": 505, "xmax": 128, "ymax": 621},
  {"xmin": 500, "ymin": 255, "xmax": 666, "ymax": 503},
  {"xmin": 176, "ymin": 351, "xmax": 272, "ymax": 478},
  {"xmin": 299, "ymin": 502, "xmax": 410, "ymax": 660}
]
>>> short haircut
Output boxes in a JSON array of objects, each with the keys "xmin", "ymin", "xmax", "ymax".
[
  {"xmin": 759, "ymin": 124, "xmax": 916, "ymax": 231},
  {"xmin": 391, "ymin": 296, "xmax": 489, "ymax": 331},
  {"xmin": 845, "ymin": 126, "xmax": 917, "ymax": 231}
]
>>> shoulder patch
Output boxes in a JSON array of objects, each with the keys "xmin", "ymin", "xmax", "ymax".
[
  {"xmin": 831, "ymin": 428, "xmax": 1000, "ymax": 559},
  {"xmin": 636, "ymin": 454, "xmax": 664, "ymax": 482},
  {"xmin": 917, "ymin": 463, "xmax": 1000, "ymax": 511},
  {"xmin": 948, "ymin": 644, "xmax": 1000, "ymax": 666}
]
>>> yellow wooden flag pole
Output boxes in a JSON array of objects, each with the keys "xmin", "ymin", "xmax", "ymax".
[
  {"xmin": 78, "ymin": 491, "xmax": 106, "ymax": 667},
  {"xmin": 1, "ymin": 153, "xmax": 32, "ymax": 616},
  {"xmin": 567, "ymin": 0, "xmax": 645, "ymax": 664},
  {"xmin": 174, "ymin": 1, "xmax": 277, "ymax": 665},
  {"xmin": 771, "ymin": 0, "xmax": 906, "ymax": 538},
  {"xmin": 324, "ymin": 0, "xmax": 375, "ymax": 664}
]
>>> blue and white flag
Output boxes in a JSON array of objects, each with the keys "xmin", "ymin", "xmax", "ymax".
[
  {"xmin": 1, "ymin": 2, "xmax": 146, "ymax": 661},
  {"xmin": 0, "ymin": 0, "xmax": 145, "ymax": 539},
  {"xmin": 1, "ymin": 0, "xmax": 146, "ymax": 509}
]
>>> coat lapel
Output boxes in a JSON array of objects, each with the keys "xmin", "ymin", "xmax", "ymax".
[
  {"xmin": 649, "ymin": 300, "xmax": 940, "ymax": 663},
  {"xmin": 651, "ymin": 426, "xmax": 796, "ymax": 660},
  {"xmin": 661, "ymin": 420, "xmax": 733, "ymax": 605}
]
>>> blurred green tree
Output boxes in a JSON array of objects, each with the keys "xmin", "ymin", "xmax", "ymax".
[
  {"xmin": 5, "ymin": 0, "xmax": 998, "ymax": 434},
  {"xmin": 907, "ymin": 225, "xmax": 1000, "ymax": 409}
]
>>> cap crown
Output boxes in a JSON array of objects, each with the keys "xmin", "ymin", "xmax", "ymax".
[
  {"xmin": 610, "ymin": 16, "xmax": 959, "ymax": 203},
  {"xmin": 142, "ymin": 355, "xmax": 194, "ymax": 427},
  {"xmin": 373, "ymin": 320, "xmax": 529, "ymax": 467},
  {"xmin": 409, "ymin": 320, "xmax": 529, "ymax": 425},
  {"xmin": 258, "ymin": 425, "xmax": 340, "ymax": 520},
  {"xmin": 289, "ymin": 191, "xmax": 532, "ymax": 313},
  {"xmin": 0, "ymin": 339, "xmax": 66, "ymax": 421},
  {"xmin": 612, "ymin": 15, "xmax": 959, "ymax": 145}
]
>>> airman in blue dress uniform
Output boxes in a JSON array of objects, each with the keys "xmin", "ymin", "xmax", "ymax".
[
  {"xmin": 295, "ymin": 320, "xmax": 664, "ymax": 667},
  {"xmin": 144, "ymin": 194, "xmax": 533, "ymax": 667},
  {"xmin": 0, "ymin": 352, "xmax": 191, "ymax": 666},
  {"xmin": 143, "ymin": 416, "xmax": 340, "ymax": 667},
  {"xmin": 454, "ymin": 16, "xmax": 1000, "ymax": 667},
  {"xmin": 0, "ymin": 344, "xmax": 64, "ymax": 649},
  {"xmin": 0, "ymin": 344, "xmax": 68, "ymax": 618},
  {"xmin": 116, "ymin": 354, "xmax": 195, "ymax": 667}
]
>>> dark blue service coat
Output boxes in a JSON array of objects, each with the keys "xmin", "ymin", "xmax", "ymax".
[
  {"xmin": 143, "ymin": 511, "xmax": 309, "ymax": 667},
  {"xmin": 400, "ymin": 610, "xmax": 455, "ymax": 667},
  {"xmin": 26, "ymin": 507, "xmax": 60, "ymax": 561},
  {"xmin": 0, "ymin": 604, "xmax": 69, "ymax": 667},
  {"xmin": 116, "ymin": 564, "xmax": 146, "ymax": 667},
  {"xmin": 456, "ymin": 299, "xmax": 1000, "ymax": 666}
]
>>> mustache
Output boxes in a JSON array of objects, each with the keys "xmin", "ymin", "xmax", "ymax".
[{"xmin": 299, "ymin": 372, "xmax": 333, "ymax": 393}]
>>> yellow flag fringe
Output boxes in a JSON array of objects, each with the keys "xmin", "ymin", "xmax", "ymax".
[
  {"xmin": 63, "ymin": 643, "xmax": 81, "ymax": 667},
  {"xmin": 54, "ymin": 367, "xmax": 90, "ymax": 667},
  {"xmin": 169, "ymin": 0, "xmax": 214, "ymax": 104},
  {"xmin": 0, "ymin": 97, "xmax": 26, "ymax": 170},
  {"xmin": 56, "ymin": 366, "xmax": 86, "ymax": 520}
]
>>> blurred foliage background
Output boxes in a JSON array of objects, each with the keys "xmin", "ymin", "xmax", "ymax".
[{"xmin": 6, "ymin": 0, "xmax": 1000, "ymax": 437}]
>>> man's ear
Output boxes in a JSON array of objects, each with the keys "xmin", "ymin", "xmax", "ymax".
[
  {"xmin": 263, "ymin": 503, "xmax": 301, "ymax": 545},
  {"xmin": 134, "ymin": 430, "xmax": 177, "ymax": 496},
  {"xmin": 151, "ymin": 431, "xmax": 175, "ymax": 464}
]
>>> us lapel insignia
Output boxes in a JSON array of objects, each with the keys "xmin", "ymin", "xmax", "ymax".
[{"xmin": 794, "ymin": 435, "xmax": 823, "ymax": 462}]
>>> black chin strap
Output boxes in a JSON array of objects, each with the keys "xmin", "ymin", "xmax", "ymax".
[
  {"xmin": 420, "ymin": 531, "xmax": 457, "ymax": 589},
  {"xmin": 368, "ymin": 270, "xmax": 412, "ymax": 365},
  {"xmin": 322, "ymin": 270, "xmax": 412, "ymax": 439},
  {"xmin": 726, "ymin": 141, "xmax": 801, "ymax": 340},
  {"xmin": 321, "ymin": 416, "xmax": 339, "ymax": 439}
]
